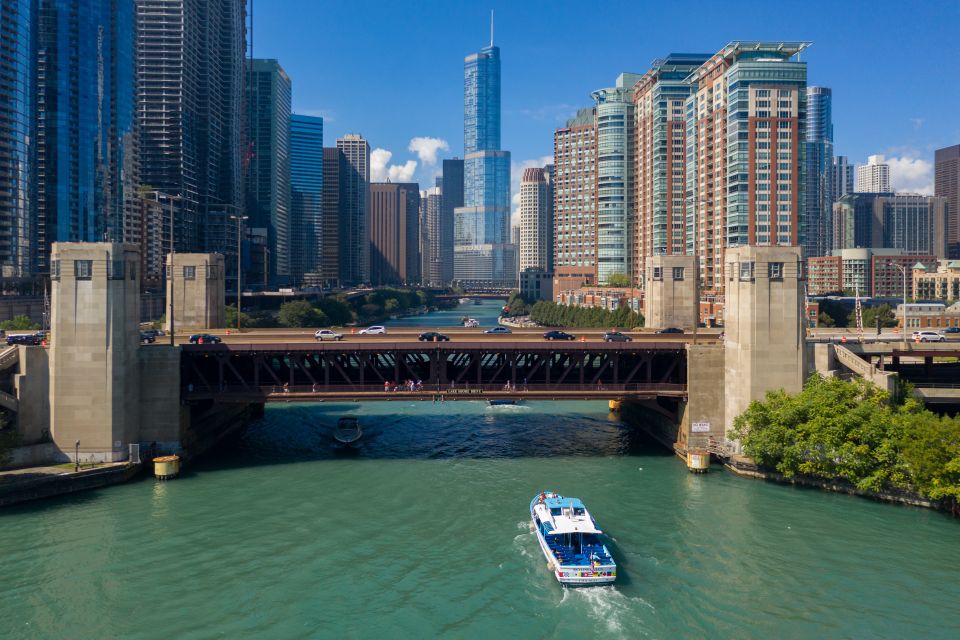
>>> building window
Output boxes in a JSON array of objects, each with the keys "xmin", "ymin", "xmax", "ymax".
[
  {"xmin": 50, "ymin": 260, "xmax": 60, "ymax": 281},
  {"xmin": 769, "ymin": 262, "xmax": 784, "ymax": 280},
  {"xmin": 108, "ymin": 260, "xmax": 125, "ymax": 280},
  {"xmin": 183, "ymin": 266, "xmax": 196, "ymax": 280},
  {"xmin": 75, "ymin": 260, "xmax": 93, "ymax": 280},
  {"xmin": 128, "ymin": 262, "xmax": 137, "ymax": 281},
  {"xmin": 672, "ymin": 267, "xmax": 684, "ymax": 281},
  {"xmin": 739, "ymin": 261, "xmax": 755, "ymax": 281},
  {"xmin": 653, "ymin": 266, "xmax": 663, "ymax": 281}
]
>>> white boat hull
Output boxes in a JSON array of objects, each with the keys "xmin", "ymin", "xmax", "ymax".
[{"xmin": 529, "ymin": 496, "xmax": 616, "ymax": 586}]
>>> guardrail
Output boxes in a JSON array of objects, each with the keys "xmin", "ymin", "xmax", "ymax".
[
  {"xmin": 183, "ymin": 382, "xmax": 687, "ymax": 398},
  {"xmin": 834, "ymin": 344, "xmax": 874, "ymax": 378},
  {"xmin": 0, "ymin": 345, "xmax": 19, "ymax": 372}
]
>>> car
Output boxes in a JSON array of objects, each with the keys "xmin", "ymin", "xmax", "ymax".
[
  {"xmin": 140, "ymin": 332, "xmax": 156, "ymax": 344},
  {"xmin": 942, "ymin": 327, "xmax": 960, "ymax": 334},
  {"xmin": 188, "ymin": 333, "xmax": 222, "ymax": 344},
  {"xmin": 142, "ymin": 328, "xmax": 164, "ymax": 339},
  {"xmin": 484, "ymin": 326, "xmax": 512, "ymax": 334},
  {"xmin": 543, "ymin": 330, "xmax": 576, "ymax": 341},
  {"xmin": 603, "ymin": 331, "xmax": 633, "ymax": 343},
  {"xmin": 655, "ymin": 327, "xmax": 684, "ymax": 334},
  {"xmin": 418, "ymin": 331, "xmax": 450, "ymax": 342},
  {"xmin": 913, "ymin": 330, "xmax": 945, "ymax": 343},
  {"xmin": 359, "ymin": 325, "xmax": 387, "ymax": 335},
  {"xmin": 6, "ymin": 333, "xmax": 43, "ymax": 346},
  {"xmin": 314, "ymin": 329, "xmax": 344, "ymax": 341}
]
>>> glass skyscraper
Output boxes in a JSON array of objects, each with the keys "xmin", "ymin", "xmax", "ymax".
[
  {"xmin": 290, "ymin": 114, "xmax": 323, "ymax": 286},
  {"xmin": 35, "ymin": 0, "xmax": 138, "ymax": 274},
  {"xmin": 454, "ymin": 42, "xmax": 514, "ymax": 288},
  {"xmin": 804, "ymin": 86, "xmax": 834, "ymax": 258},
  {"xmin": 0, "ymin": 0, "xmax": 34, "ymax": 277}
]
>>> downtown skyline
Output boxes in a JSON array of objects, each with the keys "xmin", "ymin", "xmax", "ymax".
[{"xmin": 255, "ymin": 0, "xmax": 959, "ymax": 212}]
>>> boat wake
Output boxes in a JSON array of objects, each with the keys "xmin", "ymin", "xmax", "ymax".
[{"xmin": 559, "ymin": 586, "xmax": 654, "ymax": 637}]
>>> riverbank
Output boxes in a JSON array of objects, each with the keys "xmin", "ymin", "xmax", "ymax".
[{"xmin": 0, "ymin": 462, "xmax": 141, "ymax": 507}]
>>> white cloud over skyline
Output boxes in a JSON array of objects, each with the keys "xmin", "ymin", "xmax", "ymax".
[
  {"xmin": 408, "ymin": 137, "xmax": 450, "ymax": 165},
  {"xmin": 886, "ymin": 154, "xmax": 934, "ymax": 195},
  {"xmin": 370, "ymin": 148, "xmax": 418, "ymax": 183}
]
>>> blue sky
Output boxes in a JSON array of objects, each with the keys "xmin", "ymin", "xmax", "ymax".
[{"xmin": 255, "ymin": 0, "xmax": 960, "ymax": 215}]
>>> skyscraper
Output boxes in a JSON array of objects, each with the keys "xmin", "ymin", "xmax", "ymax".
[
  {"xmin": 935, "ymin": 144, "xmax": 959, "ymax": 256},
  {"xmin": 686, "ymin": 42, "xmax": 809, "ymax": 292},
  {"xmin": 592, "ymin": 73, "xmax": 641, "ymax": 285},
  {"xmin": 553, "ymin": 107, "xmax": 597, "ymax": 293},
  {"xmin": 320, "ymin": 147, "xmax": 341, "ymax": 285},
  {"xmin": 422, "ymin": 185, "xmax": 443, "ymax": 286},
  {"xmin": 289, "ymin": 114, "xmax": 323, "ymax": 286},
  {"xmin": 34, "ymin": 0, "xmax": 139, "ymax": 274},
  {"xmin": 518, "ymin": 167, "xmax": 551, "ymax": 272},
  {"xmin": 246, "ymin": 59, "xmax": 291, "ymax": 284},
  {"xmin": 633, "ymin": 54, "xmax": 710, "ymax": 286},
  {"xmin": 856, "ymin": 154, "xmax": 891, "ymax": 192},
  {"xmin": 454, "ymin": 37, "xmax": 514, "ymax": 287},
  {"xmin": 369, "ymin": 183, "xmax": 420, "ymax": 286},
  {"xmin": 435, "ymin": 158, "xmax": 463, "ymax": 285},
  {"xmin": 0, "ymin": 0, "xmax": 34, "ymax": 277},
  {"xmin": 832, "ymin": 155, "xmax": 854, "ymax": 203},
  {"xmin": 337, "ymin": 134, "xmax": 370, "ymax": 285},
  {"xmin": 136, "ymin": 0, "xmax": 245, "ymax": 261},
  {"xmin": 804, "ymin": 86, "xmax": 834, "ymax": 258}
]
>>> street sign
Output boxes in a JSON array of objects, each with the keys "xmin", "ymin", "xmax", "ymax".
[{"xmin": 692, "ymin": 422, "xmax": 711, "ymax": 433}]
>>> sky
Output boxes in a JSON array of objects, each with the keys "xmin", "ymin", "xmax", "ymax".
[{"xmin": 254, "ymin": 0, "xmax": 960, "ymax": 220}]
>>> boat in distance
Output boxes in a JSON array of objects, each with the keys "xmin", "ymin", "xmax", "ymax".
[
  {"xmin": 334, "ymin": 417, "xmax": 362, "ymax": 444},
  {"xmin": 530, "ymin": 492, "xmax": 616, "ymax": 585}
]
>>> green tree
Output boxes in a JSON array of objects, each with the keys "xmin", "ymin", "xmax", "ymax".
[
  {"xmin": 224, "ymin": 305, "xmax": 253, "ymax": 329},
  {"xmin": 817, "ymin": 311, "xmax": 835, "ymax": 328},
  {"xmin": 316, "ymin": 297, "xmax": 354, "ymax": 326},
  {"xmin": 857, "ymin": 304, "xmax": 897, "ymax": 329},
  {"xmin": 0, "ymin": 315, "xmax": 40, "ymax": 331},
  {"xmin": 278, "ymin": 301, "xmax": 327, "ymax": 328},
  {"xmin": 384, "ymin": 298, "xmax": 400, "ymax": 313},
  {"xmin": 606, "ymin": 273, "xmax": 631, "ymax": 288}
]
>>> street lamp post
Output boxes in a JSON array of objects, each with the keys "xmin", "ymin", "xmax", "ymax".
[
  {"xmin": 145, "ymin": 191, "xmax": 180, "ymax": 346},
  {"xmin": 230, "ymin": 214, "xmax": 249, "ymax": 331},
  {"xmin": 74, "ymin": 439, "xmax": 80, "ymax": 472}
]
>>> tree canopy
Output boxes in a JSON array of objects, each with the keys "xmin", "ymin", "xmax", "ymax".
[
  {"xmin": 529, "ymin": 301, "xmax": 643, "ymax": 329},
  {"xmin": 278, "ymin": 301, "xmax": 328, "ymax": 328}
]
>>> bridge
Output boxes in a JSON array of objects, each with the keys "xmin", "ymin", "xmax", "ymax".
[
  {"xmin": 832, "ymin": 342, "xmax": 960, "ymax": 406},
  {"xmin": 180, "ymin": 341, "xmax": 688, "ymax": 402}
]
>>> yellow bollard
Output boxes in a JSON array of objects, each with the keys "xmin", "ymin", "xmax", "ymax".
[
  {"xmin": 154, "ymin": 455, "xmax": 181, "ymax": 480},
  {"xmin": 686, "ymin": 451, "xmax": 710, "ymax": 473}
]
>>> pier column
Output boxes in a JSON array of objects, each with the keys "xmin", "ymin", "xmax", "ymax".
[
  {"xmin": 643, "ymin": 255, "xmax": 697, "ymax": 331},
  {"xmin": 166, "ymin": 253, "xmax": 226, "ymax": 332},
  {"xmin": 49, "ymin": 243, "xmax": 141, "ymax": 462},
  {"xmin": 722, "ymin": 246, "xmax": 806, "ymax": 450}
]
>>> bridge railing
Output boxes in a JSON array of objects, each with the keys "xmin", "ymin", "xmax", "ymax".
[{"xmin": 183, "ymin": 382, "xmax": 687, "ymax": 398}]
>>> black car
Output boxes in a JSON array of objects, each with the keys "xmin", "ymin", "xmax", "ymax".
[
  {"xmin": 655, "ymin": 327, "xmax": 684, "ymax": 334},
  {"xmin": 140, "ymin": 332, "xmax": 156, "ymax": 344},
  {"xmin": 942, "ymin": 327, "xmax": 960, "ymax": 334},
  {"xmin": 188, "ymin": 333, "xmax": 222, "ymax": 344},
  {"xmin": 6, "ymin": 332, "xmax": 43, "ymax": 346},
  {"xmin": 603, "ymin": 331, "xmax": 633, "ymax": 342},
  {"xmin": 543, "ymin": 330, "xmax": 576, "ymax": 341},
  {"xmin": 418, "ymin": 331, "xmax": 450, "ymax": 342}
]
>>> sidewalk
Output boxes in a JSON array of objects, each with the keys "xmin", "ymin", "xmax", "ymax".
[{"xmin": 0, "ymin": 462, "xmax": 140, "ymax": 507}]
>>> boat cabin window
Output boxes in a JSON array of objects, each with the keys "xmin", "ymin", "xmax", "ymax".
[
  {"xmin": 550, "ymin": 508, "xmax": 562, "ymax": 516},
  {"xmin": 573, "ymin": 507, "xmax": 585, "ymax": 515}
]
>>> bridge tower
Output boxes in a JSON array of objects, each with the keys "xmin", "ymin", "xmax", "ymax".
[
  {"xmin": 49, "ymin": 243, "xmax": 142, "ymax": 462},
  {"xmin": 166, "ymin": 253, "xmax": 226, "ymax": 332},
  {"xmin": 644, "ymin": 255, "xmax": 697, "ymax": 330}
]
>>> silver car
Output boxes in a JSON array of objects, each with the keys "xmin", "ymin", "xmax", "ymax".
[
  {"xmin": 314, "ymin": 329, "xmax": 344, "ymax": 341},
  {"xmin": 359, "ymin": 325, "xmax": 387, "ymax": 335}
]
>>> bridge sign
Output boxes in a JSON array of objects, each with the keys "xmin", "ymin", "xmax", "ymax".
[{"xmin": 692, "ymin": 422, "xmax": 711, "ymax": 433}]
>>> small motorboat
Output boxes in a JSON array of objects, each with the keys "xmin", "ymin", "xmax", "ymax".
[
  {"xmin": 488, "ymin": 398, "xmax": 517, "ymax": 406},
  {"xmin": 530, "ymin": 491, "xmax": 616, "ymax": 585},
  {"xmin": 459, "ymin": 297, "xmax": 471, "ymax": 304},
  {"xmin": 334, "ymin": 417, "xmax": 362, "ymax": 445}
]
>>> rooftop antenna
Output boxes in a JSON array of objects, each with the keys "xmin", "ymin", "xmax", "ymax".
[{"xmin": 490, "ymin": 9, "xmax": 494, "ymax": 47}]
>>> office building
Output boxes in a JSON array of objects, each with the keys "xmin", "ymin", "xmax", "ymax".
[
  {"xmin": 34, "ymin": 0, "xmax": 139, "ymax": 275},
  {"xmin": 935, "ymin": 144, "xmax": 959, "ymax": 254},
  {"xmin": 592, "ymin": 73, "xmax": 641, "ymax": 284},
  {"xmin": 553, "ymin": 107, "xmax": 597, "ymax": 293},
  {"xmin": 421, "ymin": 186, "xmax": 442, "ymax": 286},
  {"xmin": 518, "ymin": 167, "xmax": 551, "ymax": 272},
  {"xmin": 430, "ymin": 158, "xmax": 463, "ymax": 286},
  {"xmin": 913, "ymin": 260, "xmax": 960, "ymax": 303},
  {"xmin": 289, "ymin": 114, "xmax": 323, "ymax": 286},
  {"xmin": 833, "ymin": 192, "xmax": 948, "ymax": 257},
  {"xmin": 337, "ymin": 134, "xmax": 370, "ymax": 284},
  {"xmin": 804, "ymin": 86, "xmax": 833, "ymax": 258},
  {"xmin": 136, "ymin": 0, "xmax": 246, "ymax": 262},
  {"xmin": 0, "ymin": 0, "xmax": 34, "ymax": 277},
  {"xmin": 856, "ymin": 154, "xmax": 891, "ymax": 193},
  {"xmin": 320, "ymin": 147, "xmax": 341, "ymax": 285},
  {"xmin": 454, "ymin": 39, "xmax": 514, "ymax": 287},
  {"xmin": 633, "ymin": 54, "xmax": 710, "ymax": 286},
  {"xmin": 832, "ymin": 155, "xmax": 854, "ymax": 203},
  {"xmin": 369, "ymin": 183, "xmax": 421, "ymax": 286},
  {"xmin": 874, "ymin": 253, "xmax": 937, "ymax": 298},
  {"xmin": 685, "ymin": 42, "xmax": 810, "ymax": 293},
  {"xmin": 245, "ymin": 59, "xmax": 291, "ymax": 284}
]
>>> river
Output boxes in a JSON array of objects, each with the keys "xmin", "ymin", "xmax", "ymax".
[
  {"xmin": 382, "ymin": 298, "xmax": 506, "ymax": 329},
  {"xmin": 2, "ymin": 304, "xmax": 959, "ymax": 639}
]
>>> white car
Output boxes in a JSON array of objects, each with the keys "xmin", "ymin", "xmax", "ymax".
[
  {"xmin": 314, "ymin": 329, "xmax": 344, "ymax": 341},
  {"xmin": 912, "ymin": 330, "xmax": 945, "ymax": 343},
  {"xmin": 359, "ymin": 325, "xmax": 387, "ymax": 335}
]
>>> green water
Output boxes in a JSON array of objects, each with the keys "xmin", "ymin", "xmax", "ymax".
[
  {"xmin": 383, "ymin": 299, "xmax": 505, "ymax": 329},
  {"xmin": 2, "ymin": 401, "xmax": 959, "ymax": 639}
]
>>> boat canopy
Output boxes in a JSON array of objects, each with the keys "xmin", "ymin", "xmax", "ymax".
[
  {"xmin": 546, "ymin": 516, "xmax": 602, "ymax": 536},
  {"xmin": 544, "ymin": 497, "xmax": 585, "ymax": 510}
]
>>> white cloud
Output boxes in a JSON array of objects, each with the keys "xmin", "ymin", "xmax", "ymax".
[
  {"xmin": 887, "ymin": 155, "xmax": 934, "ymax": 195},
  {"xmin": 388, "ymin": 160, "xmax": 418, "ymax": 183},
  {"xmin": 371, "ymin": 147, "xmax": 418, "ymax": 183},
  {"xmin": 370, "ymin": 148, "xmax": 393, "ymax": 182},
  {"xmin": 408, "ymin": 137, "xmax": 450, "ymax": 165}
]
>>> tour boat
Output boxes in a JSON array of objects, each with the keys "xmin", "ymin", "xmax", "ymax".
[
  {"xmin": 459, "ymin": 297, "xmax": 471, "ymax": 304},
  {"xmin": 488, "ymin": 398, "xmax": 517, "ymax": 406},
  {"xmin": 334, "ymin": 417, "xmax": 362, "ymax": 445},
  {"xmin": 529, "ymin": 492, "xmax": 616, "ymax": 585}
]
